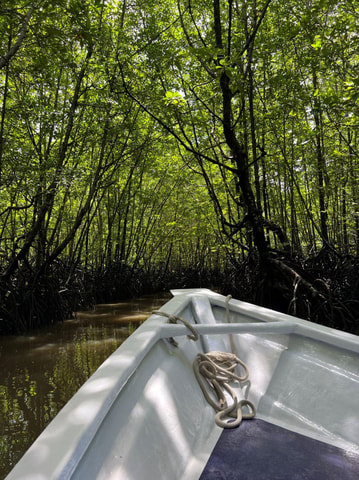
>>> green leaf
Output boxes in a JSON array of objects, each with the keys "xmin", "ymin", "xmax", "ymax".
[{"xmin": 311, "ymin": 35, "xmax": 322, "ymax": 50}]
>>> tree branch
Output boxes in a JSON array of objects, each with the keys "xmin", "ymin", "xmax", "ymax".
[
  {"xmin": 119, "ymin": 64, "xmax": 239, "ymax": 175},
  {"xmin": 0, "ymin": 6, "xmax": 34, "ymax": 69}
]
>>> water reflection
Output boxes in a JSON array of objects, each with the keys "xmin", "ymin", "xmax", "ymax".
[{"xmin": 0, "ymin": 294, "xmax": 170, "ymax": 478}]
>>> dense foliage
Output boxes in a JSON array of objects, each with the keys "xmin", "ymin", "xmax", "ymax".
[{"xmin": 1, "ymin": 0, "xmax": 359, "ymax": 333}]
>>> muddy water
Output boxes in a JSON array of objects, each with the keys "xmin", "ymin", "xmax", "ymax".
[{"xmin": 0, "ymin": 293, "xmax": 170, "ymax": 479}]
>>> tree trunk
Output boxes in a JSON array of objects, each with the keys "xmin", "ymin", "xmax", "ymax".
[
  {"xmin": 213, "ymin": 0, "xmax": 268, "ymax": 261},
  {"xmin": 312, "ymin": 71, "xmax": 329, "ymax": 245}
]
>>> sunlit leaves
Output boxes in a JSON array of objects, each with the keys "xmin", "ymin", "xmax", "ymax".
[
  {"xmin": 1, "ymin": 0, "xmax": 359, "ymax": 281},
  {"xmin": 311, "ymin": 35, "xmax": 322, "ymax": 50}
]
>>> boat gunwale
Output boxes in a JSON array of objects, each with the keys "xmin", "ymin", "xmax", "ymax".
[
  {"xmin": 5, "ymin": 294, "xmax": 193, "ymax": 480},
  {"xmin": 209, "ymin": 292, "xmax": 359, "ymax": 353},
  {"xmin": 171, "ymin": 289, "xmax": 359, "ymax": 353}
]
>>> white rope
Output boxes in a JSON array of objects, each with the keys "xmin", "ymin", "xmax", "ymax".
[
  {"xmin": 193, "ymin": 351, "xmax": 256, "ymax": 428},
  {"xmin": 152, "ymin": 310, "xmax": 199, "ymax": 341},
  {"xmin": 225, "ymin": 294, "xmax": 238, "ymax": 356},
  {"xmin": 225, "ymin": 294, "xmax": 232, "ymax": 321}
]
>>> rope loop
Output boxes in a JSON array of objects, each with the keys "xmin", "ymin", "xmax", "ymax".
[
  {"xmin": 193, "ymin": 351, "xmax": 256, "ymax": 429},
  {"xmin": 152, "ymin": 310, "xmax": 199, "ymax": 341}
]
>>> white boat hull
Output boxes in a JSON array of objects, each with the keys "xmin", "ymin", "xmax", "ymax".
[{"xmin": 6, "ymin": 289, "xmax": 359, "ymax": 479}]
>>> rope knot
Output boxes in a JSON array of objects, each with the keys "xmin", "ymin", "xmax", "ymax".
[{"xmin": 152, "ymin": 310, "xmax": 199, "ymax": 341}]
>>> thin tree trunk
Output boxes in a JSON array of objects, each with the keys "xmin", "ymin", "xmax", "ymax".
[
  {"xmin": 312, "ymin": 71, "xmax": 329, "ymax": 245},
  {"xmin": 0, "ymin": 36, "xmax": 11, "ymax": 184}
]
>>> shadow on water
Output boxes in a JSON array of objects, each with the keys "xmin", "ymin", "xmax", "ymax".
[{"xmin": 0, "ymin": 293, "xmax": 170, "ymax": 479}]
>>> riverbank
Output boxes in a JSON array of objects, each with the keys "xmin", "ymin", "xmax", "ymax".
[{"xmin": 0, "ymin": 261, "xmax": 224, "ymax": 335}]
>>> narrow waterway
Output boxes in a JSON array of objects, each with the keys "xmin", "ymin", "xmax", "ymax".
[{"xmin": 0, "ymin": 293, "xmax": 170, "ymax": 479}]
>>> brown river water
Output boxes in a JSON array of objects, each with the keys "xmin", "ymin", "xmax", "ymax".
[{"xmin": 0, "ymin": 293, "xmax": 171, "ymax": 479}]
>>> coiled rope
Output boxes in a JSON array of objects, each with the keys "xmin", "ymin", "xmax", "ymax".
[
  {"xmin": 153, "ymin": 297, "xmax": 256, "ymax": 428},
  {"xmin": 193, "ymin": 351, "xmax": 256, "ymax": 428}
]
